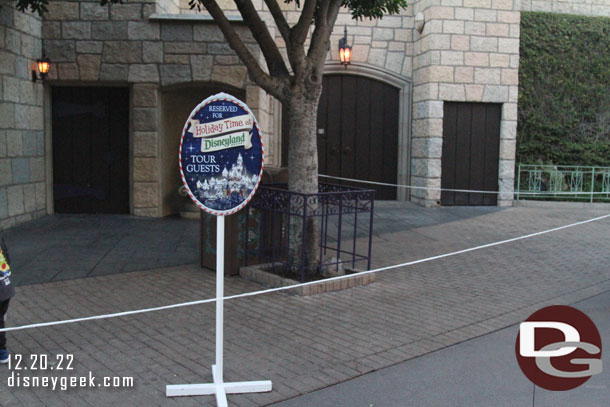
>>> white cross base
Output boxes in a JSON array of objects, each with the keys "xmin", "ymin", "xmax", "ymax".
[
  {"xmin": 166, "ymin": 217, "xmax": 271, "ymax": 406},
  {"xmin": 165, "ymin": 365, "xmax": 271, "ymax": 407},
  {"xmin": 166, "ymin": 365, "xmax": 272, "ymax": 406}
]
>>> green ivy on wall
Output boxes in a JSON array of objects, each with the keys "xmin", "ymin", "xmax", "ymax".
[{"xmin": 518, "ymin": 12, "xmax": 610, "ymax": 166}]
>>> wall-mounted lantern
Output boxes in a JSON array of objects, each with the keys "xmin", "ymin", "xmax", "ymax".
[
  {"xmin": 32, "ymin": 52, "xmax": 51, "ymax": 82},
  {"xmin": 338, "ymin": 26, "xmax": 351, "ymax": 67}
]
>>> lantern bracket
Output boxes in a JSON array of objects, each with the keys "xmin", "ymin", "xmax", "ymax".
[
  {"xmin": 32, "ymin": 52, "xmax": 51, "ymax": 82},
  {"xmin": 338, "ymin": 26, "xmax": 351, "ymax": 67}
]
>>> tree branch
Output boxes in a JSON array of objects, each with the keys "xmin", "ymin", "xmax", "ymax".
[
  {"xmin": 282, "ymin": 0, "xmax": 317, "ymax": 75},
  {"xmin": 263, "ymin": 0, "xmax": 291, "ymax": 45},
  {"xmin": 233, "ymin": 0, "xmax": 290, "ymax": 78},
  {"xmin": 199, "ymin": 0, "xmax": 287, "ymax": 100},
  {"xmin": 291, "ymin": 0, "xmax": 317, "ymax": 45},
  {"xmin": 307, "ymin": 0, "xmax": 339, "ymax": 67},
  {"xmin": 326, "ymin": 0, "xmax": 342, "ymax": 26}
]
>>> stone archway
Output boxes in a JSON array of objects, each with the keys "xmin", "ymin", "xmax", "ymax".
[
  {"xmin": 316, "ymin": 74, "xmax": 400, "ymax": 199},
  {"xmin": 323, "ymin": 63, "xmax": 412, "ymax": 200},
  {"xmin": 280, "ymin": 62, "xmax": 412, "ymax": 200}
]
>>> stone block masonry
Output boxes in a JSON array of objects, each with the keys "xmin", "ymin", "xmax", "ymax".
[
  {"xmin": 0, "ymin": 3, "xmax": 45, "ymax": 230},
  {"xmin": 324, "ymin": 6, "xmax": 414, "ymax": 78},
  {"xmin": 410, "ymin": 0, "xmax": 521, "ymax": 207},
  {"xmin": 39, "ymin": 1, "xmax": 276, "ymax": 219},
  {"xmin": 3, "ymin": 0, "xmax": 608, "ymax": 229}
]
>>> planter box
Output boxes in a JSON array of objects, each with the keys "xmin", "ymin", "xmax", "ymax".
[
  {"xmin": 240, "ymin": 263, "xmax": 375, "ymax": 296},
  {"xmin": 199, "ymin": 179, "xmax": 376, "ymax": 279},
  {"xmin": 244, "ymin": 182, "xmax": 376, "ymax": 282},
  {"xmin": 198, "ymin": 167, "xmax": 288, "ymax": 275}
]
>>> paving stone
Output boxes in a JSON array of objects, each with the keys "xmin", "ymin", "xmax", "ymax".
[{"xmin": 1, "ymin": 206, "xmax": 610, "ymax": 406}]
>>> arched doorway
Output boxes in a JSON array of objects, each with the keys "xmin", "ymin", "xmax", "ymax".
[
  {"xmin": 160, "ymin": 83, "xmax": 246, "ymax": 216},
  {"xmin": 317, "ymin": 75, "xmax": 400, "ymax": 199}
]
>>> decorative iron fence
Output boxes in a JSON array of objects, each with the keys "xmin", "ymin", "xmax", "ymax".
[
  {"xmin": 244, "ymin": 183, "xmax": 375, "ymax": 283},
  {"xmin": 516, "ymin": 165, "xmax": 610, "ymax": 202}
]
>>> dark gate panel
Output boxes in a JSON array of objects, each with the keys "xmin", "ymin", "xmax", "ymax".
[
  {"xmin": 441, "ymin": 102, "xmax": 501, "ymax": 206},
  {"xmin": 52, "ymin": 87, "xmax": 129, "ymax": 213},
  {"xmin": 317, "ymin": 75, "xmax": 399, "ymax": 199}
]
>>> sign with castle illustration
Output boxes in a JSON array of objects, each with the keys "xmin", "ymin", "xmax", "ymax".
[{"xmin": 179, "ymin": 93, "xmax": 264, "ymax": 215}]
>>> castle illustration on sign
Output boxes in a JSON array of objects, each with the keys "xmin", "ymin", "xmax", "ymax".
[{"xmin": 193, "ymin": 153, "xmax": 258, "ymax": 210}]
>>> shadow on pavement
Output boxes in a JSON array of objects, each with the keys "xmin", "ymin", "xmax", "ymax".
[
  {"xmin": 3, "ymin": 214, "xmax": 199, "ymax": 286},
  {"xmin": 2, "ymin": 202, "xmax": 504, "ymax": 286}
]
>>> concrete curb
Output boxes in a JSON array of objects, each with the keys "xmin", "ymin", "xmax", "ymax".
[
  {"xmin": 515, "ymin": 200, "xmax": 610, "ymax": 209},
  {"xmin": 239, "ymin": 263, "xmax": 375, "ymax": 296}
]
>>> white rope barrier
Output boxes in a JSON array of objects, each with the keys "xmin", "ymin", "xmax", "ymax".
[
  {"xmin": 319, "ymin": 174, "xmax": 610, "ymax": 196},
  {"xmin": 1, "ymin": 212, "xmax": 609, "ymax": 334}
]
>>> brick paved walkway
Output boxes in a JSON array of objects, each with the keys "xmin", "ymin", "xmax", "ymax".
[
  {"xmin": 4, "ymin": 214, "xmax": 199, "ymax": 285},
  {"xmin": 2, "ymin": 203, "xmax": 498, "ymax": 285},
  {"xmin": 0, "ymin": 206, "xmax": 609, "ymax": 406}
]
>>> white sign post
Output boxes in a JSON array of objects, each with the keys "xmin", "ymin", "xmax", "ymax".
[{"xmin": 167, "ymin": 93, "xmax": 271, "ymax": 406}]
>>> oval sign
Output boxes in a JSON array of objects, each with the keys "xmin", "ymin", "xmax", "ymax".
[{"xmin": 179, "ymin": 92, "xmax": 264, "ymax": 216}]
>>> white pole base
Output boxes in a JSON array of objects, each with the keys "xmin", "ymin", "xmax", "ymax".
[{"xmin": 166, "ymin": 365, "xmax": 272, "ymax": 407}]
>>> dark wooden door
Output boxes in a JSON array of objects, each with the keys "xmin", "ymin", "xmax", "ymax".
[
  {"xmin": 317, "ymin": 75, "xmax": 399, "ymax": 199},
  {"xmin": 441, "ymin": 102, "xmax": 501, "ymax": 206},
  {"xmin": 52, "ymin": 87, "xmax": 129, "ymax": 213}
]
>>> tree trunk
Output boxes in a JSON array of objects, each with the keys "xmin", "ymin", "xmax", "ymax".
[
  {"xmin": 287, "ymin": 92, "xmax": 320, "ymax": 194},
  {"xmin": 286, "ymin": 88, "xmax": 322, "ymax": 274}
]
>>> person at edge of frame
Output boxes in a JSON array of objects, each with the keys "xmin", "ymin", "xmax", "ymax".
[{"xmin": 0, "ymin": 234, "xmax": 15, "ymax": 364}]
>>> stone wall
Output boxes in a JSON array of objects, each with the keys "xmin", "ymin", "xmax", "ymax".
[
  {"xmin": 326, "ymin": 7, "xmax": 414, "ymax": 78},
  {"xmin": 41, "ymin": 0, "xmax": 270, "ymax": 217},
  {"xmin": 177, "ymin": 2, "xmax": 416, "ymax": 172},
  {"xmin": 410, "ymin": 0, "xmax": 520, "ymax": 207},
  {"xmin": 521, "ymin": 0, "xmax": 610, "ymax": 16},
  {"xmin": 6, "ymin": 0, "xmax": 604, "ymax": 228},
  {"xmin": 178, "ymin": 1, "xmax": 414, "ymax": 77},
  {"xmin": 0, "ymin": 3, "xmax": 45, "ymax": 230},
  {"xmin": 175, "ymin": 0, "xmax": 607, "ymax": 209},
  {"xmin": 157, "ymin": 0, "xmax": 180, "ymax": 15}
]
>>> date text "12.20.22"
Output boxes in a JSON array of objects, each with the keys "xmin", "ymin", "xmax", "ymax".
[{"xmin": 9, "ymin": 354, "xmax": 74, "ymax": 370}]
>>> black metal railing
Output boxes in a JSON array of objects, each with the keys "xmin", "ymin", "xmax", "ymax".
[{"xmin": 244, "ymin": 183, "xmax": 375, "ymax": 282}]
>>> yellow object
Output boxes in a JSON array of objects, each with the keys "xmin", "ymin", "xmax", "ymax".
[{"xmin": 0, "ymin": 249, "xmax": 10, "ymax": 276}]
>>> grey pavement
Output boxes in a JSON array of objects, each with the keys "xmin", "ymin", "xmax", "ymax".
[
  {"xmin": 3, "ymin": 214, "xmax": 199, "ymax": 285},
  {"xmin": 0, "ymin": 204, "xmax": 608, "ymax": 406},
  {"xmin": 2, "ymin": 202, "xmax": 500, "ymax": 286},
  {"xmin": 271, "ymin": 291, "xmax": 610, "ymax": 407}
]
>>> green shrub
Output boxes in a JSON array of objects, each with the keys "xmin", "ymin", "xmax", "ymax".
[{"xmin": 518, "ymin": 12, "xmax": 610, "ymax": 166}]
